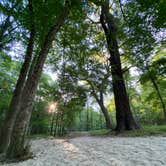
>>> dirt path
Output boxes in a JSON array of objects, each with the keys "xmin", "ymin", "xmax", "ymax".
[{"xmin": 2, "ymin": 136, "xmax": 166, "ymax": 166}]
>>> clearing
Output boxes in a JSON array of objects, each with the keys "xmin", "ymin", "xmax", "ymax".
[{"xmin": 2, "ymin": 136, "xmax": 166, "ymax": 166}]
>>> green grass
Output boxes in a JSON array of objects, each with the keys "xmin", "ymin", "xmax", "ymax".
[
  {"xmin": 27, "ymin": 133, "xmax": 50, "ymax": 139},
  {"xmin": 89, "ymin": 125, "xmax": 166, "ymax": 137},
  {"xmin": 28, "ymin": 125, "xmax": 166, "ymax": 138},
  {"xmin": 89, "ymin": 129, "xmax": 110, "ymax": 136}
]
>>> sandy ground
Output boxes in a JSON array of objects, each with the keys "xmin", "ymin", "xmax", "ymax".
[{"xmin": 1, "ymin": 136, "xmax": 166, "ymax": 166}]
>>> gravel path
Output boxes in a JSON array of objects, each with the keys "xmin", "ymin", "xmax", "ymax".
[{"xmin": 2, "ymin": 136, "xmax": 166, "ymax": 166}]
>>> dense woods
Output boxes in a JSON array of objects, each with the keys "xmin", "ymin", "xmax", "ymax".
[{"xmin": 0, "ymin": 0, "xmax": 165, "ymax": 161}]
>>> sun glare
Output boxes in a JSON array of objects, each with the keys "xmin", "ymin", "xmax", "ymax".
[{"xmin": 48, "ymin": 102, "xmax": 58, "ymax": 113}]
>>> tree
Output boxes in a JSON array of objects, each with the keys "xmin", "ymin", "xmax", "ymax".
[
  {"xmin": 64, "ymin": 58, "xmax": 114, "ymax": 129},
  {"xmin": 0, "ymin": 0, "xmax": 21, "ymax": 51},
  {"xmin": 48, "ymin": 6, "xmax": 114, "ymax": 129},
  {"xmin": 0, "ymin": 53, "xmax": 20, "ymax": 127},
  {"xmin": 0, "ymin": 0, "xmax": 35, "ymax": 153},
  {"xmin": 121, "ymin": 0, "xmax": 166, "ymax": 120},
  {"xmin": 49, "ymin": 64, "xmax": 87, "ymax": 136},
  {"xmin": 30, "ymin": 73, "xmax": 56, "ymax": 135},
  {"xmin": 98, "ymin": 0, "xmax": 139, "ymax": 130},
  {"xmin": 0, "ymin": 0, "xmax": 71, "ymax": 159}
]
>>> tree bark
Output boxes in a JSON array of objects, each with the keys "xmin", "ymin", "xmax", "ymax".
[
  {"xmin": 6, "ymin": 3, "xmax": 70, "ymax": 159},
  {"xmin": 0, "ymin": 0, "xmax": 35, "ymax": 153},
  {"xmin": 100, "ymin": 1, "xmax": 139, "ymax": 131}
]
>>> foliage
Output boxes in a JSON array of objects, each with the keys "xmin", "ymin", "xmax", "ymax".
[
  {"xmin": 30, "ymin": 101, "xmax": 50, "ymax": 135},
  {"xmin": 30, "ymin": 73, "xmax": 57, "ymax": 135},
  {"xmin": 0, "ymin": 52, "xmax": 20, "ymax": 126},
  {"xmin": 0, "ymin": 0, "xmax": 166, "ymax": 137}
]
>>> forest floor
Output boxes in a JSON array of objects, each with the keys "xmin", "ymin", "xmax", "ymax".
[{"xmin": 1, "ymin": 134, "xmax": 166, "ymax": 166}]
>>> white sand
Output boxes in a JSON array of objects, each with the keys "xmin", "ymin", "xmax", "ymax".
[{"xmin": 1, "ymin": 136, "xmax": 166, "ymax": 166}]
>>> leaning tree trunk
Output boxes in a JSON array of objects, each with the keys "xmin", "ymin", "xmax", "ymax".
[
  {"xmin": 146, "ymin": 67, "xmax": 166, "ymax": 119},
  {"xmin": 0, "ymin": 0, "xmax": 35, "ymax": 153},
  {"xmin": 89, "ymin": 82, "xmax": 113, "ymax": 129},
  {"xmin": 6, "ymin": 4, "xmax": 70, "ymax": 159},
  {"xmin": 100, "ymin": 1, "xmax": 139, "ymax": 131},
  {"xmin": 150, "ymin": 76, "xmax": 166, "ymax": 120},
  {"xmin": 99, "ymin": 101, "xmax": 113, "ymax": 129}
]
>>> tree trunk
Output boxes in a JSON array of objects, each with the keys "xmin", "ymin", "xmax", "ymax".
[
  {"xmin": 100, "ymin": 1, "xmax": 139, "ymax": 131},
  {"xmin": 99, "ymin": 101, "xmax": 112, "ymax": 129},
  {"xmin": 90, "ymin": 109, "xmax": 93, "ymax": 129},
  {"xmin": 79, "ymin": 111, "xmax": 82, "ymax": 131},
  {"xmin": 54, "ymin": 113, "xmax": 58, "ymax": 136},
  {"xmin": 150, "ymin": 77, "xmax": 166, "ymax": 120},
  {"xmin": 89, "ymin": 82, "xmax": 113, "ymax": 129},
  {"xmin": 86, "ymin": 107, "xmax": 89, "ymax": 131},
  {"xmin": 0, "ymin": 0, "xmax": 35, "ymax": 153},
  {"xmin": 93, "ymin": 94, "xmax": 113, "ymax": 129},
  {"xmin": 99, "ymin": 111, "xmax": 103, "ymax": 129},
  {"xmin": 50, "ymin": 112, "xmax": 56, "ymax": 135},
  {"xmin": 6, "ymin": 4, "xmax": 69, "ymax": 159}
]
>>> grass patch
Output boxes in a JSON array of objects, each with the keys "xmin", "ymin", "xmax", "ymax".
[
  {"xmin": 28, "ymin": 125, "xmax": 166, "ymax": 138},
  {"xmin": 89, "ymin": 129, "xmax": 111, "ymax": 136},
  {"xmin": 27, "ymin": 134, "xmax": 50, "ymax": 139},
  {"xmin": 89, "ymin": 125, "xmax": 166, "ymax": 137}
]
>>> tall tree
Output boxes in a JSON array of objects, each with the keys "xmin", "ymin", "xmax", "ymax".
[
  {"xmin": 49, "ymin": 20, "xmax": 114, "ymax": 129},
  {"xmin": 2, "ymin": 0, "xmax": 71, "ymax": 159},
  {"xmin": 0, "ymin": 0, "xmax": 35, "ymax": 153},
  {"xmin": 122, "ymin": 0, "xmax": 166, "ymax": 120},
  {"xmin": 63, "ymin": 58, "xmax": 114, "ymax": 129},
  {"xmin": 95, "ymin": 0, "xmax": 139, "ymax": 130}
]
